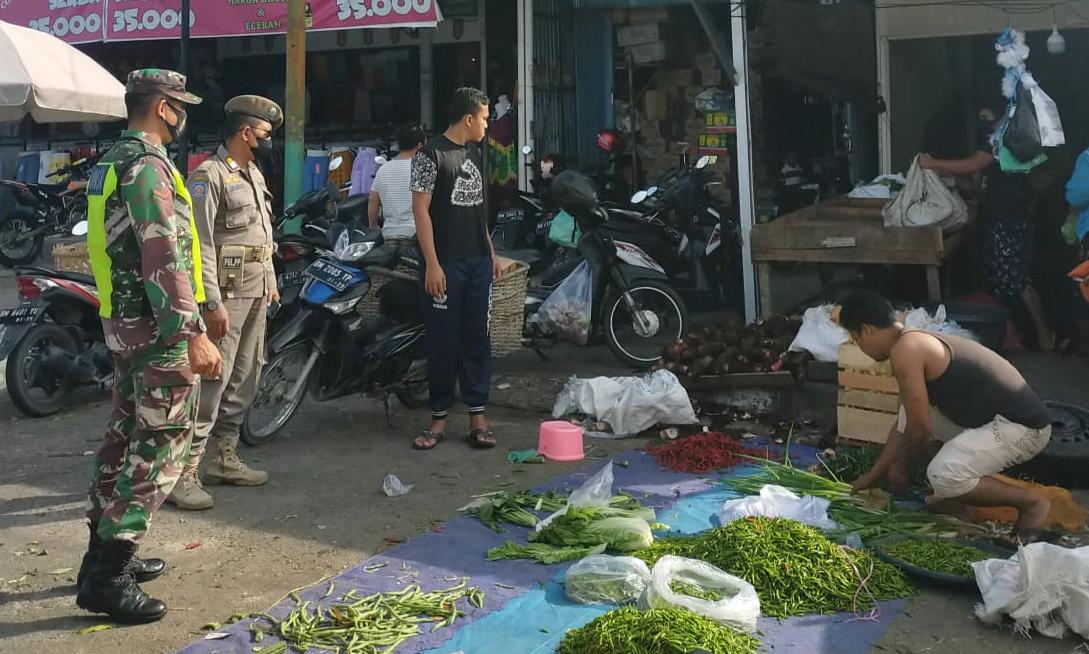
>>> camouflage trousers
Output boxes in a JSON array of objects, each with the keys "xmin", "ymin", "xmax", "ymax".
[{"xmin": 87, "ymin": 343, "xmax": 198, "ymax": 543}]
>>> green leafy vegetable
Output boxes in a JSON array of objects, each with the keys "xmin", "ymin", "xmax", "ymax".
[{"xmin": 486, "ymin": 541, "xmax": 606, "ymax": 564}]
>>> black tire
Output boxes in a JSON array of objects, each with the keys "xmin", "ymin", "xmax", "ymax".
[
  {"xmin": 604, "ymin": 281, "xmax": 688, "ymax": 369},
  {"xmin": 0, "ymin": 209, "xmax": 44, "ymax": 267},
  {"xmin": 394, "ymin": 359, "xmax": 429, "ymax": 409},
  {"xmin": 5, "ymin": 323, "xmax": 78, "ymax": 417},
  {"xmin": 1008, "ymin": 400, "xmax": 1089, "ymax": 489},
  {"xmin": 241, "ymin": 344, "xmax": 312, "ymax": 445}
]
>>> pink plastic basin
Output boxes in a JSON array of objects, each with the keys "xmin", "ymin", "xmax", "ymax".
[{"xmin": 538, "ymin": 421, "xmax": 585, "ymax": 462}]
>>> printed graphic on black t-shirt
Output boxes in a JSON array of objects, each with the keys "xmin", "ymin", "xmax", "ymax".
[{"xmin": 411, "ymin": 135, "xmax": 489, "ymax": 262}]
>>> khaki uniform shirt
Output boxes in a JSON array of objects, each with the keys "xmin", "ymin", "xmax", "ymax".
[{"xmin": 186, "ymin": 145, "xmax": 275, "ymax": 303}]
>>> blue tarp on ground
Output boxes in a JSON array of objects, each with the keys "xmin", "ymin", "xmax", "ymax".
[{"xmin": 177, "ymin": 443, "xmax": 906, "ymax": 654}]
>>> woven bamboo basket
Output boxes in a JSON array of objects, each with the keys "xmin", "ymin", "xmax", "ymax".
[
  {"xmin": 356, "ymin": 260, "xmax": 528, "ymax": 359},
  {"xmin": 52, "ymin": 241, "xmax": 91, "ymax": 274}
]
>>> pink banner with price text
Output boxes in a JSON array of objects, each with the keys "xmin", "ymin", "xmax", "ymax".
[
  {"xmin": 0, "ymin": 0, "xmax": 107, "ymax": 44},
  {"xmin": 0, "ymin": 0, "xmax": 439, "ymax": 43},
  {"xmin": 105, "ymin": 0, "xmax": 440, "ymax": 40}
]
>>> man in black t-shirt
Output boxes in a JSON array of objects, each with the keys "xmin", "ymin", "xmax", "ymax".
[{"xmin": 409, "ymin": 87, "xmax": 503, "ymax": 451}]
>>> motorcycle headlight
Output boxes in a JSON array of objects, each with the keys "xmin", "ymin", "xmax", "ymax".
[{"xmin": 334, "ymin": 236, "xmax": 376, "ymax": 262}]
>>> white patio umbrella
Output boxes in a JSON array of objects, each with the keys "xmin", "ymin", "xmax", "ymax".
[{"xmin": 0, "ymin": 20, "xmax": 125, "ymax": 123}]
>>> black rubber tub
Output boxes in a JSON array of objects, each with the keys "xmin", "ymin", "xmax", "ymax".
[
  {"xmin": 871, "ymin": 536, "xmax": 1009, "ymax": 591},
  {"xmin": 923, "ymin": 301, "xmax": 1009, "ymax": 351}
]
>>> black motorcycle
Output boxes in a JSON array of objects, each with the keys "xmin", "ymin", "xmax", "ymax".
[
  {"xmin": 0, "ymin": 262, "xmax": 111, "ymax": 416},
  {"xmin": 525, "ymin": 170, "xmax": 688, "ymax": 368},
  {"xmin": 242, "ymin": 217, "xmax": 428, "ymax": 444},
  {"xmin": 0, "ymin": 158, "xmax": 95, "ymax": 267}
]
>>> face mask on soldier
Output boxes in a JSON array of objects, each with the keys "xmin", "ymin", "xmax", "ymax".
[{"xmin": 163, "ymin": 101, "xmax": 187, "ymax": 143}]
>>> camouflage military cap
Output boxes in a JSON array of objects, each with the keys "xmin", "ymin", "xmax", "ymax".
[
  {"xmin": 125, "ymin": 69, "xmax": 203, "ymax": 105},
  {"xmin": 224, "ymin": 95, "xmax": 284, "ymax": 131}
]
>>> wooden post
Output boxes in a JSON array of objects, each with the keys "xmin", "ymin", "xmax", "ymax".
[
  {"xmin": 284, "ymin": 0, "xmax": 306, "ymax": 214},
  {"xmin": 757, "ymin": 262, "xmax": 773, "ymax": 319}
]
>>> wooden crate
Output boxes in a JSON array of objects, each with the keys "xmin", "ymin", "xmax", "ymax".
[{"xmin": 837, "ymin": 343, "xmax": 899, "ymax": 444}]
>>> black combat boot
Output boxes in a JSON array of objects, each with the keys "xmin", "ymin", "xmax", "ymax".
[
  {"xmin": 77, "ymin": 522, "xmax": 166, "ymax": 588},
  {"xmin": 76, "ymin": 539, "xmax": 168, "ymax": 623}
]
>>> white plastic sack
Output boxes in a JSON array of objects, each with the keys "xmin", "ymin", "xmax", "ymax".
[
  {"xmin": 536, "ymin": 461, "xmax": 615, "ymax": 532},
  {"xmin": 1021, "ymin": 72, "xmax": 1065, "ymax": 148},
  {"xmin": 974, "ymin": 543, "xmax": 1089, "ymax": 639},
  {"xmin": 717, "ymin": 484, "xmax": 839, "ymax": 530},
  {"xmin": 788, "ymin": 305, "xmax": 848, "ymax": 362},
  {"xmin": 642, "ymin": 555, "xmax": 761, "ymax": 634},
  {"xmin": 902, "ymin": 305, "xmax": 977, "ymax": 341},
  {"xmin": 551, "ymin": 370, "xmax": 697, "ymax": 436},
  {"xmin": 883, "ymin": 156, "xmax": 968, "ymax": 231},
  {"xmin": 565, "ymin": 555, "xmax": 652, "ymax": 605},
  {"xmin": 529, "ymin": 260, "xmax": 593, "ymax": 345}
]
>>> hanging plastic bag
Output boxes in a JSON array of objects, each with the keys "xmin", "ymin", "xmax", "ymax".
[
  {"xmin": 642, "ymin": 555, "xmax": 761, "ymax": 634},
  {"xmin": 717, "ymin": 484, "xmax": 838, "ymax": 530},
  {"xmin": 1020, "ymin": 72, "xmax": 1064, "ymax": 148},
  {"xmin": 536, "ymin": 461, "xmax": 614, "ymax": 532},
  {"xmin": 548, "ymin": 209, "xmax": 581, "ymax": 249},
  {"xmin": 998, "ymin": 141, "xmax": 1047, "ymax": 173},
  {"xmin": 882, "ymin": 156, "xmax": 968, "ymax": 231},
  {"xmin": 1003, "ymin": 81, "xmax": 1043, "ymax": 163},
  {"xmin": 565, "ymin": 555, "xmax": 652, "ymax": 605},
  {"xmin": 528, "ymin": 260, "xmax": 593, "ymax": 345}
]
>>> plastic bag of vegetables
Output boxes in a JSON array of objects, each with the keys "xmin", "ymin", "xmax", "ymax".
[
  {"xmin": 527, "ymin": 260, "xmax": 593, "ymax": 345},
  {"xmin": 642, "ymin": 555, "xmax": 761, "ymax": 634},
  {"xmin": 565, "ymin": 555, "xmax": 652, "ymax": 605}
]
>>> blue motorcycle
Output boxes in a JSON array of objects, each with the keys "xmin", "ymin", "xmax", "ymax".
[{"xmin": 241, "ymin": 219, "xmax": 428, "ymax": 444}]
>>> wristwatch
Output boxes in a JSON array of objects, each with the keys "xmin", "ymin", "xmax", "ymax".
[{"xmin": 202, "ymin": 300, "xmax": 220, "ymax": 312}]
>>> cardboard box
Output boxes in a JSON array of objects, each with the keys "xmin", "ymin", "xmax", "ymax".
[
  {"xmin": 627, "ymin": 41, "xmax": 667, "ymax": 65},
  {"xmin": 617, "ymin": 23, "xmax": 660, "ymax": 48},
  {"xmin": 701, "ymin": 68, "xmax": 724, "ymax": 87},
  {"xmin": 644, "ymin": 89, "xmax": 667, "ymax": 122},
  {"xmin": 695, "ymin": 53, "xmax": 718, "ymax": 70}
]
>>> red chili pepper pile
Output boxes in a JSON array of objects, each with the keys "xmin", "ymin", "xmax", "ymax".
[{"xmin": 646, "ymin": 432, "xmax": 763, "ymax": 474}]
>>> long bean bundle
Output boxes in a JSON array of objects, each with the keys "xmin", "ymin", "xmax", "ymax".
[
  {"xmin": 248, "ymin": 579, "xmax": 483, "ymax": 654},
  {"xmin": 557, "ymin": 606, "xmax": 760, "ymax": 654}
]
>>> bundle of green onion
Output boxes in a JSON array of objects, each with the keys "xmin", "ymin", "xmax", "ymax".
[{"xmin": 557, "ymin": 606, "xmax": 760, "ymax": 654}]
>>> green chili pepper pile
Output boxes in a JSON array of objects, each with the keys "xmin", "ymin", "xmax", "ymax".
[
  {"xmin": 246, "ymin": 579, "xmax": 483, "ymax": 654},
  {"xmin": 669, "ymin": 580, "xmax": 723, "ymax": 602},
  {"xmin": 486, "ymin": 540, "xmax": 607, "ymax": 564},
  {"xmin": 556, "ymin": 606, "xmax": 760, "ymax": 654},
  {"xmin": 882, "ymin": 539, "xmax": 992, "ymax": 576},
  {"xmin": 631, "ymin": 536, "xmax": 698, "ymax": 567},
  {"xmin": 691, "ymin": 517, "xmax": 914, "ymax": 617}
]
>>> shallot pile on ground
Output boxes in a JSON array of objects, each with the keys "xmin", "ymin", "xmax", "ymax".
[
  {"xmin": 646, "ymin": 432, "xmax": 765, "ymax": 474},
  {"xmin": 656, "ymin": 314, "xmax": 808, "ymax": 381}
]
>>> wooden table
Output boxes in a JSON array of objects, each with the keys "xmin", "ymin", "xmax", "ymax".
[{"xmin": 751, "ymin": 196, "xmax": 970, "ymax": 318}]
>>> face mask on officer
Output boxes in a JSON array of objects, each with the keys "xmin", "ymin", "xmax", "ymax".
[
  {"xmin": 246, "ymin": 125, "xmax": 274, "ymax": 162},
  {"xmin": 161, "ymin": 100, "xmax": 187, "ymax": 143}
]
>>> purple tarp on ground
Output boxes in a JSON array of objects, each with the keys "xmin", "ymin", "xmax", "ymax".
[{"xmin": 177, "ymin": 443, "xmax": 905, "ymax": 654}]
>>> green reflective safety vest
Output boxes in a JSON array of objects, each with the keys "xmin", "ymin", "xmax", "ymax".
[{"xmin": 86, "ymin": 154, "xmax": 206, "ymax": 318}]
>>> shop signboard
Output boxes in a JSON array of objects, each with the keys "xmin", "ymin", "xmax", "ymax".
[
  {"xmin": 0, "ymin": 0, "xmax": 107, "ymax": 44},
  {"xmin": 0, "ymin": 0, "xmax": 439, "ymax": 43}
]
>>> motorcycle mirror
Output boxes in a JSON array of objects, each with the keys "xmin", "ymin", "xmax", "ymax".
[
  {"xmin": 696, "ymin": 155, "xmax": 712, "ymax": 170},
  {"xmin": 329, "ymin": 156, "xmax": 344, "ymax": 172},
  {"xmin": 521, "ymin": 145, "xmax": 533, "ymax": 156},
  {"xmin": 631, "ymin": 190, "xmax": 649, "ymax": 204},
  {"xmin": 647, "ymin": 186, "xmax": 659, "ymax": 196},
  {"xmin": 71, "ymin": 220, "xmax": 89, "ymax": 237}
]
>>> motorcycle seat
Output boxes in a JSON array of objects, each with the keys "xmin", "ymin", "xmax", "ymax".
[
  {"xmin": 494, "ymin": 247, "xmax": 541, "ymax": 266},
  {"xmin": 336, "ymin": 194, "xmax": 369, "ymax": 222},
  {"xmin": 17, "ymin": 266, "xmax": 95, "ymax": 286}
]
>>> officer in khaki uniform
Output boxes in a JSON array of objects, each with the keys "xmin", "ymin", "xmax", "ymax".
[{"xmin": 168, "ymin": 95, "xmax": 282, "ymax": 510}]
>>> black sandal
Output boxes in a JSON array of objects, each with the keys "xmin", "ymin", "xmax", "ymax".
[
  {"xmin": 466, "ymin": 429, "xmax": 497, "ymax": 449},
  {"xmin": 413, "ymin": 430, "xmax": 445, "ymax": 451}
]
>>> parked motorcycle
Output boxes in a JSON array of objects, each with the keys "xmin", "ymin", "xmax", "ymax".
[
  {"xmin": 242, "ymin": 217, "xmax": 429, "ymax": 444},
  {"xmin": 0, "ymin": 157, "xmax": 95, "ymax": 267},
  {"xmin": 0, "ymin": 222, "xmax": 111, "ymax": 416},
  {"xmin": 524, "ymin": 170, "xmax": 688, "ymax": 368}
]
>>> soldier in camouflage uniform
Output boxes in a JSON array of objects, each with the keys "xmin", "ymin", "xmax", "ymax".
[{"xmin": 77, "ymin": 69, "xmax": 223, "ymax": 624}]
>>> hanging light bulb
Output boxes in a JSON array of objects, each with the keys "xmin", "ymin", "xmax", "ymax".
[{"xmin": 1048, "ymin": 8, "xmax": 1066, "ymax": 54}]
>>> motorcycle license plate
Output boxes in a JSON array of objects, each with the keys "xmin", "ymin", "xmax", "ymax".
[
  {"xmin": 497, "ymin": 208, "xmax": 524, "ymax": 225},
  {"xmin": 0, "ymin": 305, "xmax": 41, "ymax": 325},
  {"xmin": 305, "ymin": 259, "xmax": 357, "ymax": 293},
  {"xmin": 278, "ymin": 269, "xmax": 307, "ymax": 288}
]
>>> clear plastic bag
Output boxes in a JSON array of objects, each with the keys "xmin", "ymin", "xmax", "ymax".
[
  {"xmin": 564, "ymin": 555, "xmax": 652, "ymax": 605},
  {"xmin": 536, "ymin": 461, "xmax": 614, "ymax": 533},
  {"xmin": 529, "ymin": 260, "xmax": 593, "ymax": 345},
  {"xmin": 642, "ymin": 555, "xmax": 761, "ymax": 634}
]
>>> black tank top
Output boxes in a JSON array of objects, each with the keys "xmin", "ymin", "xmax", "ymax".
[{"xmin": 923, "ymin": 332, "xmax": 1050, "ymax": 429}]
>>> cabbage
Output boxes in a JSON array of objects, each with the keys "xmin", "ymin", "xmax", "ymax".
[{"xmin": 584, "ymin": 517, "xmax": 654, "ymax": 552}]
